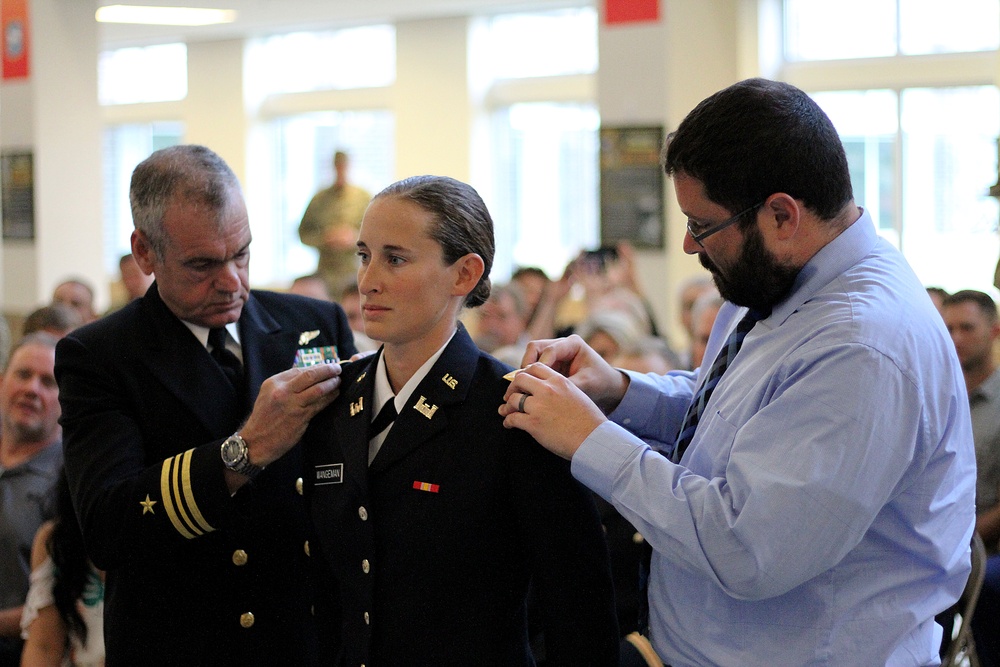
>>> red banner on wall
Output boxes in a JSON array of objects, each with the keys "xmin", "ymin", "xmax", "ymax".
[
  {"xmin": 604, "ymin": 0, "xmax": 660, "ymax": 25},
  {"xmin": 2, "ymin": 0, "xmax": 30, "ymax": 80}
]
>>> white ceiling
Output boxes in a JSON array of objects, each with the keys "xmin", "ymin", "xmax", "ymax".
[{"xmin": 97, "ymin": 0, "xmax": 586, "ymax": 48}]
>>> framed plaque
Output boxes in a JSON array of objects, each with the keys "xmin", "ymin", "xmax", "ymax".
[
  {"xmin": 1, "ymin": 151, "xmax": 34, "ymax": 240},
  {"xmin": 599, "ymin": 126, "xmax": 664, "ymax": 249}
]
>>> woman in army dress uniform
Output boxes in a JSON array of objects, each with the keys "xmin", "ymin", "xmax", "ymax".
[{"xmin": 303, "ymin": 175, "xmax": 619, "ymax": 666}]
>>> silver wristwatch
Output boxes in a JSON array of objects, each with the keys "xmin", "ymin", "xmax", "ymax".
[{"xmin": 220, "ymin": 433, "xmax": 264, "ymax": 480}]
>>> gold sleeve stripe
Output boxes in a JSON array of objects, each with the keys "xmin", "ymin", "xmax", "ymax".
[
  {"xmin": 161, "ymin": 456, "xmax": 196, "ymax": 539},
  {"xmin": 170, "ymin": 452, "xmax": 202, "ymax": 536},
  {"xmin": 159, "ymin": 449, "xmax": 215, "ymax": 539},
  {"xmin": 179, "ymin": 449, "xmax": 213, "ymax": 534}
]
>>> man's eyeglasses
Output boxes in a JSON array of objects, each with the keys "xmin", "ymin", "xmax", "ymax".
[{"xmin": 686, "ymin": 201, "xmax": 765, "ymax": 248}]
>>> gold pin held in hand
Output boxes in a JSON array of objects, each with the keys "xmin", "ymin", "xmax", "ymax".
[{"xmin": 502, "ymin": 368, "xmax": 524, "ymax": 381}]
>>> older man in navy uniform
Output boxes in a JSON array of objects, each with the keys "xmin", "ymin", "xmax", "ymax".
[{"xmin": 56, "ymin": 145, "xmax": 354, "ymax": 666}]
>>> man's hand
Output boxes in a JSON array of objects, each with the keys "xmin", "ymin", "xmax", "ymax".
[
  {"xmin": 521, "ymin": 335, "xmax": 630, "ymax": 415},
  {"xmin": 499, "ymin": 361, "xmax": 608, "ymax": 460},
  {"xmin": 500, "ymin": 335, "xmax": 631, "ymax": 460},
  {"xmin": 240, "ymin": 362, "xmax": 343, "ymax": 468}
]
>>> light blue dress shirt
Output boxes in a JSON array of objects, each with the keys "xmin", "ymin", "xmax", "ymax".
[{"xmin": 573, "ymin": 211, "xmax": 976, "ymax": 666}]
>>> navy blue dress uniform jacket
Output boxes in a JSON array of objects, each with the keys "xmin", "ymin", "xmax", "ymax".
[
  {"xmin": 55, "ymin": 284, "xmax": 356, "ymax": 666},
  {"xmin": 302, "ymin": 325, "xmax": 620, "ymax": 666}
]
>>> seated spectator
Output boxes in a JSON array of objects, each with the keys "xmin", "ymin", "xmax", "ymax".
[
  {"xmin": 20, "ymin": 470, "xmax": 104, "ymax": 667},
  {"xmin": 476, "ymin": 283, "xmax": 531, "ymax": 366},
  {"xmin": 942, "ymin": 290, "xmax": 1000, "ymax": 665},
  {"xmin": 688, "ymin": 289, "xmax": 724, "ymax": 370},
  {"xmin": 511, "ymin": 267, "xmax": 550, "ymax": 326},
  {"xmin": 676, "ymin": 275, "xmax": 714, "ymax": 338},
  {"xmin": 51, "ymin": 280, "xmax": 97, "ymax": 326},
  {"xmin": 575, "ymin": 310, "xmax": 643, "ymax": 363},
  {"xmin": 338, "ymin": 282, "xmax": 379, "ymax": 353},
  {"xmin": 119, "ymin": 253, "xmax": 153, "ymax": 303},
  {"xmin": 23, "ymin": 304, "xmax": 83, "ymax": 339},
  {"xmin": 615, "ymin": 335, "xmax": 679, "ymax": 375},
  {"xmin": 0, "ymin": 333, "xmax": 63, "ymax": 666},
  {"xmin": 926, "ymin": 286, "xmax": 949, "ymax": 316},
  {"xmin": 288, "ymin": 273, "xmax": 332, "ymax": 302}
]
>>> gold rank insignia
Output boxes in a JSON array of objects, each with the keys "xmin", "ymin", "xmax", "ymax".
[
  {"xmin": 414, "ymin": 395, "xmax": 438, "ymax": 419},
  {"xmin": 140, "ymin": 494, "xmax": 157, "ymax": 515},
  {"xmin": 160, "ymin": 449, "xmax": 215, "ymax": 539},
  {"xmin": 442, "ymin": 373, "xmax": 458, "ymax": 390},
  {"xmin": 356, "ymin": 372, "xmax": 367, "ymax": 383},
  {"xmin": 350, "ymin": 397, "xmax": 364, "ymax": 416},
  {"xmin": 298, "ymin": 330, "xmax": 320, "ymax": 346}
]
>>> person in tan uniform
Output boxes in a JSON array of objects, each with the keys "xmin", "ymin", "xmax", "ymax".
[{"xmin": 298, "ymin": 151, "xmax": 372, "ymax": 296}]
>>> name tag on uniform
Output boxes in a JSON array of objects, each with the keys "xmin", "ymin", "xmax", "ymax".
[{"xmin": 314, "ymin": 463, "xmax": 344, "ymax": 485}]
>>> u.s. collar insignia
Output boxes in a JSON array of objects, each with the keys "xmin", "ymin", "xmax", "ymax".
[
  {"xmin": 298, "ymin": 330, "xmax": 320, "ymax": 346},
  {"xmin": 442, "ymin": 373, "xmax": 458, "ymax": 390},
  {"xmin": 414, "ymin": 395, "xmax": 438, "ymax": 419},
  {"xmin": 350, "ymin": 397, "xmax": 364, "ymax": 416}
]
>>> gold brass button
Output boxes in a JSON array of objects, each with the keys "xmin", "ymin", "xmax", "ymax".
[
  {"xmin": 362, "ymin": 559, "xmax": 370, "ymax": 574},
  {"xmin": 364, "ymin": 611, "xmax": 370, "ymax": 625},
  {"xmin": 632, "ymin": 532, "xmax": 645, "ymax": 544},
  {"xmin": 296, "ymin": 477, "xmax": 304, "ymax": 495},
  {"xmin": 358, "ymin": 506, "xmax": 368, "ymax": 521},
  {"xmin": 232, "ymin": 549, "xmax": 248, "ymax": 566},
  {"xmin": 304, "ymin": 540, "xmax": 310, "ymax": 556},
  {"xmin": 240, "ymin": 612, "xmax": 255, "ymax": 628}
]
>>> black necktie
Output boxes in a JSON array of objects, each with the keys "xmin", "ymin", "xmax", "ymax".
[
  {"xmin": 369, "ymin": 399, "xmax": 397, "ymax": 439},
  {"xmin": 208, "ymin": 327, "xmax": 243, "ymax": 391},
  {"xmin": 672, "ymin": 309, "xmax": 765, "ymax": 463}
]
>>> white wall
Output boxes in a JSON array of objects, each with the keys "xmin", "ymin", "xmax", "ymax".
[{"xmin": 394, "ymin": 17, "xmax": 472, "ymax": 181}]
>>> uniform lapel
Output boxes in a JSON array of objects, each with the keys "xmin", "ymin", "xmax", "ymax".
[
  {"xmin": 368, "ymin": 326, "xmax": 478, "ymax": 474},
  {"xmin": 136, "ymin": 284, "xmax": 242, "ymax": 435},
  {"xmin": 238, "ymin": 294, "xmax": 288, "ymax": 407},
  {"xmin": 340, "ymin": 355, "xmax": 378, "ymax": 490}
]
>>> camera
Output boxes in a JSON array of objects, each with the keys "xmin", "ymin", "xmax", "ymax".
[{"xmin": 580, "ymin": 246, "xmax": 619, "ymax": 272}]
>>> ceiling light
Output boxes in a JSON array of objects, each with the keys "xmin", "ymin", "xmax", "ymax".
[{"xmin": 95, "ymin": 5, "xmax": 237, "ymax": 26}]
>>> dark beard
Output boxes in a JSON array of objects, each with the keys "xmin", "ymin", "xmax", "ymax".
[{"xmin": 699, "ymin": 223, "xmax": 800, "ymax": 311}]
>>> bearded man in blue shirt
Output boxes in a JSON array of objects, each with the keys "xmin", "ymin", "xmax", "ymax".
[{"xmin": 501, "ymin": 78, "xmax": 976, "ymax": 666}]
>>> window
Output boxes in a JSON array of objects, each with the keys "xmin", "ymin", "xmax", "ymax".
[
  {"xmin": 480, "ymin": 8, "xmax": 597, "ymax": 80},
  {"xmin": 472, "ymin": 7, "xmax": 599, "ymax": 282},
  {"xmin": 811, "ymin": 86, "xmax": 999, "ymax": 294},
  {"xmin": 244, "ymin": 26, "xmax": 395, "ymax": 97},
  {"xmin": 785, "ymin": 0, "xmax": 999, "ymax": 61},
  {"xmin": 102, "ymin": 122, "xmax": 185, "ymax": 272},
  {"xmin": 99, "ymin": 43, "xmax": 187, "ymax": 105},
  {"xmin": 783, "ymin": 0, "xmax": 1000, "ymax": 296},
  {"xmin": 247, "ymin": 111, "xmax": 394, "ymax": 288},
  {"xmin": 489, "ymin": 103, "xmax": 600, "ymax": 279}
]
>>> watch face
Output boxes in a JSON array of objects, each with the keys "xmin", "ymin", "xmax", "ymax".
[{"xmin": 222, "ymin": 437, "xmax": 244, "ymax": 464}]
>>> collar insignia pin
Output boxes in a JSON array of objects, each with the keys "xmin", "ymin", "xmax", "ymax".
[
  {"xmin": 414, "ymin": 395, "xmax": 438, "ymax": 419},
  {"xmin": 442, "ymin": 373, "xmax": 458, "ymax": 390},
  {"xmin": 350, "ymin": 397, "xmax": 364, "ymax": 416}
]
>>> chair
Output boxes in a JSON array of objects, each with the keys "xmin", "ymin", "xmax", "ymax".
[{"xmin": 942, "ymin": 532, "xmax": 987, "ymax": 667}]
